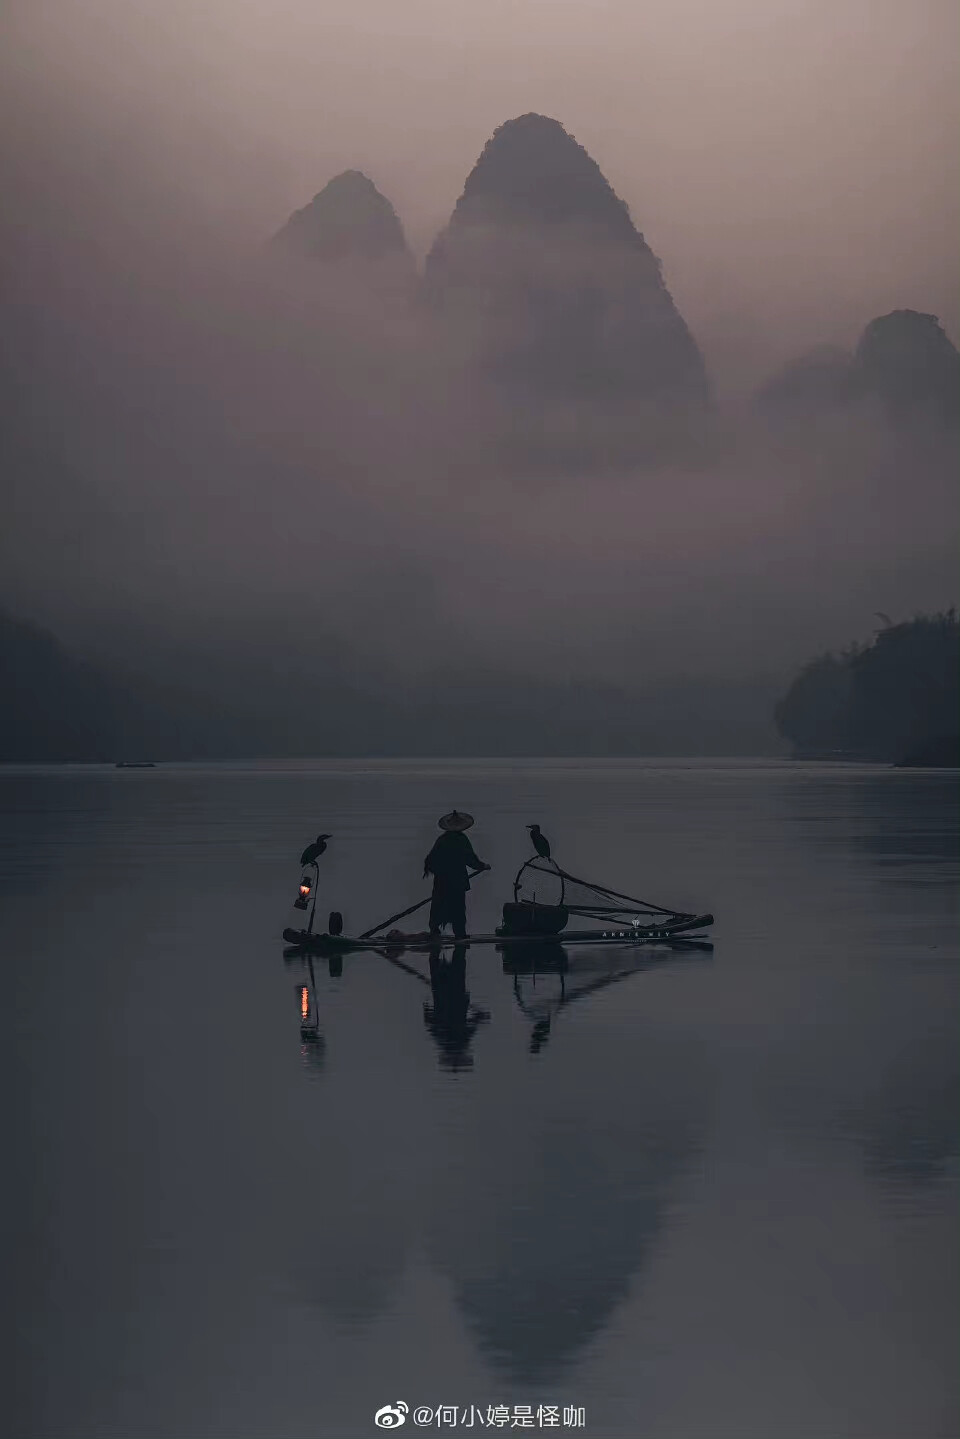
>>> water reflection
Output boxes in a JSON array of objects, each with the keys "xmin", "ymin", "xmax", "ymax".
[
  {"xmin": 428, "ymin": 1118, "xmax": 703, "ymax": 1384},
  {"xmin": 784, "ymin": 767, "xmax": 959, "ymax": 876},
  {"xmin": 423, "ymin": 944, "xmax": 491, "ymax": 1072},
  {"xmin": 5, "ymin": 763, "xmax": 957, "ymax": 1438},
  {"xmin": 280, "ymin": 938, "xmax": 710, "ymax": 1382},
  {"xmin": 845, "ymin": 1040, "xmax": 960, "ymax": 1195},
  {"xmin": 296, "ymin": 955, "xmax": 326, "ymax": 1076},
  {"xmin": 291, "ymin": 938, "xmax": 710, "ymax": 1071},
  {"xmin": 422, "ymin": 1006, "xmax": 707, "ymax": 1385},
  {"xmin": 286, "ymin": 945, "xmax": 347, "ymax": 1076},
  {"xmin": 503, "ymin": 940, "xmax": 712, "ymax": 1054},
  {"xmin": 376, "ymin": 944, "xmax": 492, "ymax": 1071},
  {"xmin": 777, "ymin": 768, "xmax": 960, "ymax": 1199}
]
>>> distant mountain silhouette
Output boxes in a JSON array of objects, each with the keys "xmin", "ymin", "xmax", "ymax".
[
  {"xmin": 0, "ymin": 611, "xmax": 283, "ymax": 762},
  {"xmin": 0, "ymin": 611, "xmax": 124, "ymax": 761},
  {"xmin": 757, "ymin": 310, "xmax": 958, "ymax": 428},
  {"xmin": 423, "ymin": 114, "xmax": 708, "ymax": 423},
  {"xmin": 853, "ymin": 310, "xmax": 959, "ymax": 425},
  {"xmin": 0, "ymin": 609, "xmax": 779, "ymax": 761},
  {"xmin": 272, "ymin": 170, "xmax": 412, "ymax": 266}
]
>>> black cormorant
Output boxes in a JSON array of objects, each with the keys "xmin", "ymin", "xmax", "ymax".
[
  {"xmin": 300, "ymin": 833, "xmax": 332, "ymax": 866},
  {"xmin": 527, "ymin": 823, "xmax": 551, "ymax": 860}
]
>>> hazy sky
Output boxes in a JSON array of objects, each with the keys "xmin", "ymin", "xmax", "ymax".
[
  {"xmin": 4, "ymin": 0, "xmax": 958, "ymax": 382},
  {"xmin": 1, "ymin": 0, "xmax": 957, "ymax": 707}
]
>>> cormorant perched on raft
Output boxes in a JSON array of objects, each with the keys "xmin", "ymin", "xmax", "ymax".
[
  {"xmin": 527, "ymin": 824, "xmax": 551, "ymax": 860},
  {"xmin": 300, "ymin": 833, "xmax": 332, "ymax": 866}
]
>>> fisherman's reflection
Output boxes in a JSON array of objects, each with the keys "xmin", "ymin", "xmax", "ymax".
[{"xmin": 422, "ymin": 942, "xmax": 490, "ymax": 1072}]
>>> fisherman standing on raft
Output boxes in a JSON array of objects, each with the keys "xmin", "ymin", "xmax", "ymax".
[{"xmin": 423, "ymin": 811, "xmax": 490, "ymax": 940}]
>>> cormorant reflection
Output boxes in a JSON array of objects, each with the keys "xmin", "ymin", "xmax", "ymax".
[
  {"xmin": 501, "ymin": 939, "xmax": 712, "ymax": 1053},
  {"xmin": 286, "ymin": 935, "xmax": 710, "ymax": 1071},
  {"xmin": 498, "ymin": 940, "xmax": 567, "ymax": 1053}
]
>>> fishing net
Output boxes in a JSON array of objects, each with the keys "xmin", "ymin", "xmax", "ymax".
[{"xmin": 506, "ymin": 856, "xmax": 695, "ymax": 933}]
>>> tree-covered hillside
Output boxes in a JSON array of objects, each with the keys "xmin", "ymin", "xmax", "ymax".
[{"xmin": 775, "ymin": 612, "xmax": 959, "ymax": 764}]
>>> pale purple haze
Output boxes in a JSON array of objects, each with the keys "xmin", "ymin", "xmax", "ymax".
[{"xmin": 1, "ymin": 0, "xmax": 957, "ymax": 713}]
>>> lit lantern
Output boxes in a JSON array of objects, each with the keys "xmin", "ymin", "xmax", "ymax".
[{"xmin": 294, "ymin": 873, "xmax": 312, "ymax": 911}]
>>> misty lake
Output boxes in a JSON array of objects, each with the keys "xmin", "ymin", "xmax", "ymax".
[{"xmin": 4, "ymin": 759, "xmax": 958, "ymax": 1439}]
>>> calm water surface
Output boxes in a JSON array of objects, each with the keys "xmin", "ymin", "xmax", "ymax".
[{"xmin": 3, "ymin": 759, "xmax": 958, "ymax": 1439}]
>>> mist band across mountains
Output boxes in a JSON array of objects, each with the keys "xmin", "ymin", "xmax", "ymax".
[{"xmin": 1, "ymin": 113, "xmax": 957, "ymax": 761}]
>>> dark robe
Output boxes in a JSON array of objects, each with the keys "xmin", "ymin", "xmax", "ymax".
[{"xmin": 423, "ymin": 831, "xmax": 487, "ymax": 937}]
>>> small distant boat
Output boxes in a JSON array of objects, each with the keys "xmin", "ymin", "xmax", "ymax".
[{"xmin": 115, "ymin": 761, "xmax": 157, "ymax": 769}]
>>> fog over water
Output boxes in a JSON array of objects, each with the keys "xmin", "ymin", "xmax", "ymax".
[
  {"xmin": 1, "ymin": 0, "xmax": 957, "ymax": 737},
  {"xmin": 2, "ymin": 9, "xmax": 959, "ymax": 1432}
]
